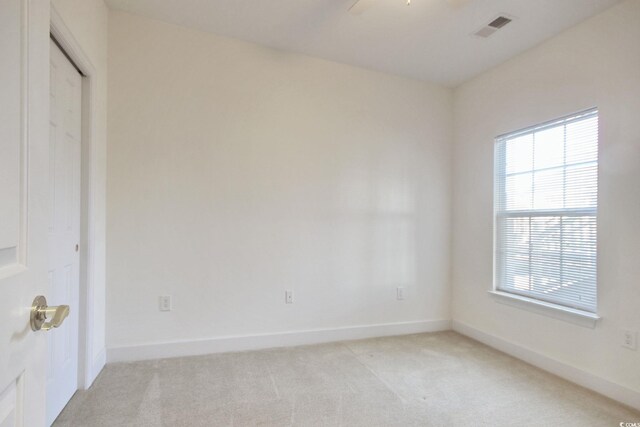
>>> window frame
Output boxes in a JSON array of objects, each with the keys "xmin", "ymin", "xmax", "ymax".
[{"xmin": 492, "ymin": 108, "xmax": 599, "ymax": 316}]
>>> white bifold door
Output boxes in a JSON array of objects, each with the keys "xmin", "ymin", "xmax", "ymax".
[{"xmin": 47, "ymin": 39, "xmax": 82, "ymax": 426}]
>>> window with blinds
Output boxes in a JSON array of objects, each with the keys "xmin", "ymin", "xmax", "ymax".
[{"xmin": 494, "ymin": 108, "xmax": 598, "ymax": 313}]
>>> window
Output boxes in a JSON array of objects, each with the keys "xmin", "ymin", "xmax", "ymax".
[{"xmin": 494, "ymin": 108, "xmax": 598, "ymax": 313}]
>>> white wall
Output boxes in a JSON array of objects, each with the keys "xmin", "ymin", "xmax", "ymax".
[
  {"xmin": 106, "ymin": 11, "xmax": 453, "ymax": 357},
  {"xmin": 452, "ymin": 0, "xmax": 640, "ymax": 400},
  {"xmin": 51, "ymin": 0, "xmax": 109, "ymax": 385}
]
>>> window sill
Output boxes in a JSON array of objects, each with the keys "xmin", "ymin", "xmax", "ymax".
[{"xmin": 488, "ymin": 290, "xmax": 601, "ymax": 329}]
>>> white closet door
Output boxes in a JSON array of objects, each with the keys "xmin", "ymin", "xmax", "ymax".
[{"xmin": 47, "ymin": 38, "xmax": 81, "ymax": 426}]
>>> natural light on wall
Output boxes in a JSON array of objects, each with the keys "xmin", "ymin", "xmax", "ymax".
[{"xmin": 494, "ymin": 108, "xmax": 599, "ymax": 313}]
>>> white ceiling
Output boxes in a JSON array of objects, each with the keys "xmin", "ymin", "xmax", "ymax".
[{"xmin": 105, "ymin": 0, "xmax": 621, "ymax": 87}]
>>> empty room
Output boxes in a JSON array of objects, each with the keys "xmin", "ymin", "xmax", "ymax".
[{"xmin": 1, "ymin": 0, "xmax": 639, "ymax": 425}]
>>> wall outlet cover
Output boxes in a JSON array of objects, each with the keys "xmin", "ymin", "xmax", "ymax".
[
  {"xmin": 622, "ymin": 329, "xmax": 637, "ymax": 350},
  {"xmin": 159, "ymin": 295, "xmax": 172, "ymax": 312}
]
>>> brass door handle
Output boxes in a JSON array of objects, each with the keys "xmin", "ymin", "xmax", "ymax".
[{"xmin": 30, "ymin": 295, "xmax": 70, "ymax": 331}]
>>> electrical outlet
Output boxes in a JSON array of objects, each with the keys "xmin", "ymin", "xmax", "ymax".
[
  {"xmin": 285, "ymin": 290, "xmax": 293, "ymax": 304},
  {"xmin": 397, "ymin": 287, "xmax": 405, "ymax": 300},
  {"xmin": 622, "ymin": 329, "xmax": 637, "ymax": 350},
  {"xmin": 159, "ymin": 295, "xmax": 172, "ymax": 312}
]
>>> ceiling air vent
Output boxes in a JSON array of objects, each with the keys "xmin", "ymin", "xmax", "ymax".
[
  {"xmin": 473, "ymin": 14, "xmax": 514, "ymax": 38},
  {"xmin": 488, "ymin": 16, "xmax": 512, "ymax": 29}
]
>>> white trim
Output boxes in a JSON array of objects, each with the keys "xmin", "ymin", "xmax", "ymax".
[
  {"xmin": 488, "ymin": 290, "xmax": 600, "ymax": 328},
  {"xmin": 49, "ymin": 7, "xmax": 105, "ymax": 391},
  {"xmin": 495, "ymin": 107, "xmax": 598, "ymax": 140},
  {"xmin": 88, "ymin": 348, "xmax": 106, "ymax": 385},
  {"xmin": 452, "ymin": 320, "xmax": 640, "ymax": 411},
  {"xmin": 17, "ymin": 0, "xmax": 28, "ymax": 269},
  {"xmin": 107, "ymin": 319, "xmax": 451, "ymax": 363}
]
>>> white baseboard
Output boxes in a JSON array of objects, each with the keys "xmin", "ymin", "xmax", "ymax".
[
  {"xmin": 107, "ymin": 319, "xmax": 451, "ymax": 363},
  {"xmin": 452, "ymin": 320, "xmax": 640, "ymax": 411}
]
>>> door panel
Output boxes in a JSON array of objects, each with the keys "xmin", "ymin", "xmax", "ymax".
[
  {"xmin": 0, "ymin": 1, "xmax": 52, "ymax": 426},
  {"xmin": 47, "ymin": 40, "xmax": 81, "ymax": 426},
  {"xmin": 0, "ymin": 0, "xmax": 22, "ymax": 268},
  {"xmin": 0, "ymin": 377, "xmax": 22, "ymax": 427}
]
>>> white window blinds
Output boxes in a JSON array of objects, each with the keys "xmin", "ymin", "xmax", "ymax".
[{"xmin": 494, "ymin": 108, "xmax": 598, "ymax": 313}]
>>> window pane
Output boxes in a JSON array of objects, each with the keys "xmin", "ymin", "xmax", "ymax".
[
  {"xmin": 530, "ymin": 216, "xmax": 561, "ymax": 295},
  {"xmin": 504, "ymin": 252, "xmax": 531, "ymax": 292},
  {"xmin": 534, "ymin": 126, "xmax": 564, "ymax": 169},
  {"xmin": 562, "ymin": 216, "xmax": 597, "ymax": 259},
  {"xmin": 566, "ymin": 116, "xmax": 598, "ymax": 165},
  {"xmin": 506, "ymin": 134, "xmax": 533, "ymax": 174},
  {"xmin": 533, "ymin": 168, "xmax": 563, "ymax": 210},
  {"xmin": 506, "ymin": 173, "xmax": 532, "ymax": 210},
  {"xmin": 565, "ymin": 164, "xmax": 597, "ymax": 209},
  {"xmin": 503, "ymin": 217, "xmax": 530, "ymax": 253}
]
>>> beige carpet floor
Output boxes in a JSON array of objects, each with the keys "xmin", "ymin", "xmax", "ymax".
[{"xmin": 53, "ymin": 331, "xmax": 639, "ymax": 426}]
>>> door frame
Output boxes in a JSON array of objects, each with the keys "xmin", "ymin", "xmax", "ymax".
[{"xmin": 50, "ymin": 6, "xmax": 102, "ymax": 391}]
